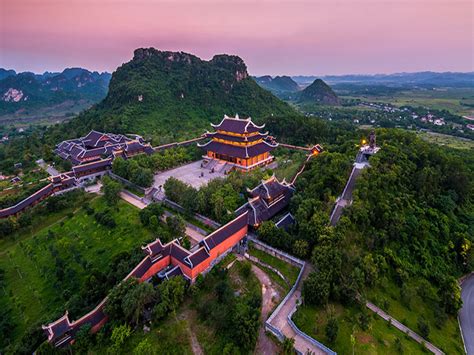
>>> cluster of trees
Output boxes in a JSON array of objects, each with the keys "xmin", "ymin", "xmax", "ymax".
[
  {"xmin": 164, "ymin": 170, "xmax": 269, "ymax": 223},
  {"xmin": 0, "ymin": 189, "xmax": 87, "ymax": 239},
  {"xmin": 132, "ymin": 146, "xmax": 197, "ymax": 172},
  {"xmin": 194, "ymin": 266, "xmax": 261, "ymax": 352},
  {"xmin": 294, "ymin": 129, "xmax": 472, "ymax": 326},
  {"xmin": 138, "ymin": 203, "xmax": 188, "ymax": 245},
  {"xmin": 112, "ymin": 157, "xmax": 154, "ymax": 188},
  {"xmin": 36, "ymin": 276, "xmax": 187, "ymax": 354},
  {"xmin": 104, "ymin": 276, "xmax": 186, "ymax": 326},
  {"xmin": 112, "ymin": 147, "xmax": 197, "ymax": 188},
  {"xmin": 101, "ymin": 176, "xmax": 122, "ymax": 205}
]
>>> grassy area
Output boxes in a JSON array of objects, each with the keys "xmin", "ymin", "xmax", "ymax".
[
  {"xmin": 273, "ymin": 149, "xmax": 307, "ymax": 181},
  {"xmin": 366, "ymin": 278, "xmax": 464, "ymax": 354},
  {"xmin": 93, "ymin": 317, "xmax": 194, "ymax": 355},
  {"xmin": 256, "ymin": 262, "xmax": 290, "ymax": 292},
  {"xmin": 248, "ymin": 243, "xmax": 300, "ymax": 285},
  {"xmin": 0, "ymin": 196, "xmax": 154, "ymax": 346},
  {"xmin": 0, "ymin": 192, "xmax": 94, "ymax": 251},
  {"xmin": 418, "ymin": 131, "xmax": 474, "ymax": 150},
  {"xmin": 294, "ymin": 302, "xmax": 427, "ymax": 354},
  {"xmin": 341, "ymin": 87, "xmax": 474, "ymax": 116}
]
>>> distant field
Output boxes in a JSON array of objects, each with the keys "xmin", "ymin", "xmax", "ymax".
[
  {"xmin": 0, "ymin": 196, "xmax": 153, "ymax": 346},
  {"xmin": 418, "ymin": 131, "xmax": 474, "ymax": 150},
  {"xmin": 341, "ymin": 87, "xmax": 474, "ymax": 116}
]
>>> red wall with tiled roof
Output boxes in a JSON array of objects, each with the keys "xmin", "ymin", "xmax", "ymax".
[
  {"xmin": 209, "ymin": 224, "xmax": 248, "ymax": 261},
  {"xmin": 140, "ymin": 256, "xmax": 170, "ymax": 281}
]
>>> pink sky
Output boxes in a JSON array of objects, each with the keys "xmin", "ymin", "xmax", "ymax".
[{"xmin": 1, "ymin": 0, "xmax": 473, "ymax": 75}]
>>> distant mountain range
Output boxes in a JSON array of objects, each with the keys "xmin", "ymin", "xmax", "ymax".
[
  {"xmin": 60, "ymin": 48, "xmax": 296, "ymax": 138},
  {"xmin": 0, "ymin": 68, "xmax": 111, "ymax": 123},
  {"xmin": 254, "ymin": 75, "xmax": 300, "ymax": 93},
  {"xmin": 254, "ymin": 75, "xmax": 340, "ymax": 105},
  {"xmin": 298, "ymin": 79, "xmax": 340, "ymax": 105},
  {"xmin": 292, "ymin": 71, "xmax": 474, "ymax": 87}
]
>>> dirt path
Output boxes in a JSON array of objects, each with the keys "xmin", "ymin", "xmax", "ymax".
[
  {"xmin": 178, "ymin": 309, "xmax": 204, "ymax": 355},
  {"xmin": 251, "ymin": 264, "xmax": 282, "ymax": 355}
]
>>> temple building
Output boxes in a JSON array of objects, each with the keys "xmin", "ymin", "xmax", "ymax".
[
  {"xmin": 55, "ymin": 130, "xmax": 153, "ymax": 165},
  {"xmin": 42, "ymin": 212, "xmax": 249, "ymax": 347},
  {"xmin": 198, "ymin": 115, "xmax": 278, "ymax": 171},
  {"xmin": 235, "ymin": 175, "xmax": 295, "ymax": 228}
]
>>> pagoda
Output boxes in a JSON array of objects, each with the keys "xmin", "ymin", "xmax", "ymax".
[{"xmin": 198, "ymin": 115, "xmax": 278, "ymax": 171}]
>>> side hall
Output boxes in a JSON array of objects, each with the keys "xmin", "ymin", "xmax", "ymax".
[{"xmin": 42, "ymin": 211, "xmax": 249, "ymax": 347}]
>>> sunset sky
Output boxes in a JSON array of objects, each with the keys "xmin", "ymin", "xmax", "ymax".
[{"xmin": 1, "ymin": 0, "xmax": 473, "ymax": 75}]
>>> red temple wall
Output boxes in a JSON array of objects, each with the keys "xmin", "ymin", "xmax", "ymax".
[
  {"xmin": 91, "ymin": 316, "xmax": 108, "ymax": 333},
  {"xmin": 170, "ymin": 258, "xmax": 193, "ymax": 279},
  {"xmin": 208, "ymin": 224, "xmax": 248, "ymax": 261},
  {"xmin": 190, "ymin": 257, "xmax": 213, "ymax": 279},
  {"xmin": 140, "ymin": 256, "xmax": 171, "ymax": 281}
]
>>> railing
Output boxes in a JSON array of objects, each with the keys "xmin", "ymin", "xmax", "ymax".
[
  {"xmin": 245, "ymin": 254, "xmax": 290, "ymax": 286},
  {"xmin": 251, "ymin": 236, "xmax": 336, "ymax": 354},
  {"xmin": 121, "ymin": 189, "xmax": 149, "ymax": 205},
  {"xmin": 248, "ymin": 234, "xmax": 304, "ymax": 267},
  {"xmin": 287, "ymin": 305, "xmax": 337, "ymax": 355}
]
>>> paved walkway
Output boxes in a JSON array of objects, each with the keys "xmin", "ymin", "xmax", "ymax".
[
  {"xmin": 153, "ymin": 160, "xmax": 225, "ymax": 190},
  {"xmin": 36, "ymin": 158, "xmax": 60, "ymax": 176},
  {"xmin": 366, "ymin": 301, "xmax": 444, "ymax": 354},
  {"xmin": 329, "ymin": 165, "xmax": 364, "ymax": 226},
  {"xmin": 119, "ymin": 191, "xmax": 147, "ymax": 209},
  {"xmin": 268, "ymin": 265, "xmax": 327, "ymax": 355},
  {"xmin": 460, "ymin": 274, "xmax": 474, "ymax": 354}
]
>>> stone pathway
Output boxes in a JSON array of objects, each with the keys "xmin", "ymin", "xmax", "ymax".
[
  {"xmin": 268, "ymin": 264, "xmax": 327, "ymax": 355},
  {"xmin": 119, "ymin": 191, "xmax": 147, "ymax": 209}
]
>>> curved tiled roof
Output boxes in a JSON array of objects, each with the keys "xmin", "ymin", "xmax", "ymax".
[
  {"xmin": 199, "ymin": 141, "xmax": 276, "ymax": 159},
  {"xmin": 211, "ymin": 115, "xmax": 265, "ymax": 134},
  {"xmin": 0, "ymin": 183, "xmax": 54, "ymax": 218},
  {"xmin": 202, "ymin": 211, "xmax": 248, "ymax": 251}
]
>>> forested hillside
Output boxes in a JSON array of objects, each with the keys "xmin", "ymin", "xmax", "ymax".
[
  {"xmin": 275, "ymin": 128, "xmax": 473, "ymax": 353},
  {"xmin": 58, "ymin": 48, "xmax": 295, "ymax": 143}
]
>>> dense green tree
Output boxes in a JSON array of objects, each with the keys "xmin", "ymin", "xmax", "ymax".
[
  {"xmin": 166, "ymin": 215, "xmax": 186, "ymax": 238},
  {"xmin": 153, "ymin": 277, "xmax": 186, "ymax": 320},
  {"xmin": 110, "ymin": 324, "xmax": 132, "ymax": 351},
  {"xmin": 104, "ymin": 278, "xmax": 138, "ymax": 322},
  {"xmin": 102, "ymin": 176, "xmax": 122, "ymax": 206},
  {"xmin": 134, "ymin": 338, "xmax": 155, "ymax": 355},
  {"xmin": 122, "ymin": 281, "xmax": 156, "ymax": 325}
]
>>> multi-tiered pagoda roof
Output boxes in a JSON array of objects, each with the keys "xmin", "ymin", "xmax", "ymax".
[{"xmin": 198, "ymin": 115, "xmax": 278, "ymax": 170}]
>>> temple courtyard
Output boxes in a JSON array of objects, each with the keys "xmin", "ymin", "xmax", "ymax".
[{"xmin": 152, "ymin": 159, "xmax": 226, "ymax": 190}]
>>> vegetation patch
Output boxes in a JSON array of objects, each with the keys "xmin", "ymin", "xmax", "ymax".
[
  {"xmin": 293, "ymin": 302, "xmax": 425, "ymax": 354},
  {"xmin": 0, "ymin": 196, "xmax": 154, "ymax": 352},
  {"xmin": 247, "ymin": 243, "xmax": 299, "ymax": 285}
]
